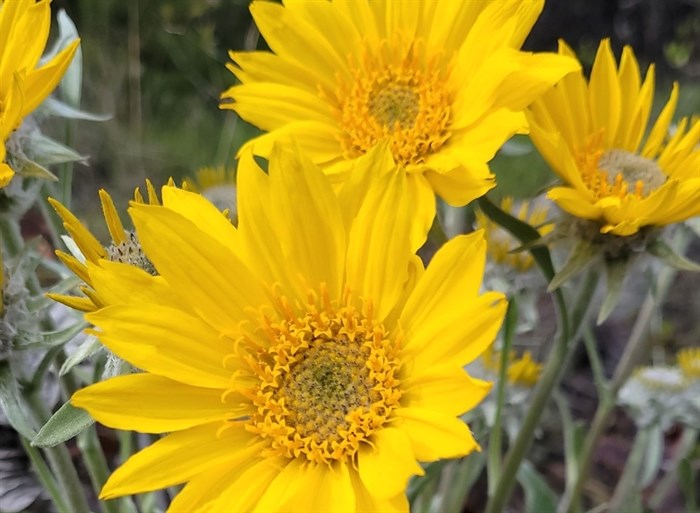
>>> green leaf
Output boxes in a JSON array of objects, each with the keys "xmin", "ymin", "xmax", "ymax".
[
  {"xmin": 13, "ymin": 158, "xmax": 58, "ymax": 181},
  {"xmin": 517, "ymin": 460, "xmax": 557, "ymax": 513},
  {"xmin": 32, "ymin": 401, "xmax": 93, "ymax": 448},
  {"xmin": 42, "ymin": 98, "xmax": 111, "ymax": 122},
  {"xmin": 548, "ymin": 241, "xmax": 597, "ymax": 291},
  {"xmin": 597, "ymin": 258, "xmax": 628, "ymax": 324},
  {"xmin": 554, "ymin": 392, "xmax": 586, "ymax": 493},
  {"xmin": 439, "ymin": 453, "xmax": 486, "ymax": 513},
  {"xmin": 0, "ymin": 363, "xmax": 37, "ymax": 439},
  {"xmin": 26, "ymin": 134, "xmax": 87, "ymax": 166},
  {"xmin": 637, "ymin": 422, "xmax": 664, "ymax": 487},
  {"xmin": 59, "ymin": 335, "xmax": 102, "ymax": 376},
  {"xmin": 648, "ymin": 239, "xmax": 700, "ymax": 272},
  {"xmin": 477, "ymin": 196, "xmax": 557, "ymax": 281},
  {"xmin": 19, "ymin": 321, "xmax": 88, "ymax": 350},
  {"xmin": 55, "ymin": 9, "xmax": 82, "ymax": 107}
]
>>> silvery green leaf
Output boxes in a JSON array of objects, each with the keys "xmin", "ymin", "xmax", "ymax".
[
  {"xmin": 19, "ymin": 321, "xmax": 87, "ymax": 350},
  {"xmin": 60, "ymin": 235, "xmax": 86, "ymax": 263},
  {"xmin": 500, "ymin": 138, "xmax": 533, "ymax": 157},
  {"xmin": 637, "ymin": 422, "xmax": 664, "ymax": 487},
  {"xmin": 56, "ymin": 10, "xmax": 82, "ymax": 107},
  {"xmin": 41, "ymin": 98, "xmax": 110, "ymax": 121},
  {"xmin": 32, "ymin": 402, "xmax": 93, "ymax": 448},
  {"xmin": 27, "ymin": 134, "xmax": 87, "ymax": 166},
  {"xmin": 59, "ymin": 335, "xmax": 102, "ymax": 376},
  {"xmin": 0, "ymin": 363, "xmax": 36, "ymax": 439},
  {"xmin": 597, "ymin": 258, "xmax": 628, "ymax": 324}
]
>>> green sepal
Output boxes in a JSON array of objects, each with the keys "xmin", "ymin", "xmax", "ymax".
[
  {"xmin": 32, "ymin": 401, "xmax": 94, "ymax": 448},
  {"xmin": 648, "ymin": 238, "xmax": 700, "ymax": 272},
  {"xmin": 597, "ymin": 258, "xmax": 629, "ymax": 324},
  {"xmin": 0, "ymin": 362, "xmax": 37, "ymax": 439},
  {"xmin": 517, "ymin": 460, "xmax": 557, "ymax": 513},
  {"xmin": 548, "ymin": 241, "xmax": 597, "ymax": 292}
]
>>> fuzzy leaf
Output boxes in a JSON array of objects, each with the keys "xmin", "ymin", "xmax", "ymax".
[
  {"xmin": 59, "ymin": 335, "xmax": 102, "ymax": 376},
  {"xmin": 19, "ymin": 322, "xmax": 88, "ymax": 350},
  {"xmin": 32, "ymin": 402, "xmax": 93, "ymax": 448},
  {"xmin": 637, "ymin": 422, "xmax": 664, "ymax": 487},
  {"xmin": 0, "ymin": 363, "xmax": 37, "ymax": 439},
  {"xmin": 597, "ymin": 258, "xmax": 629, "ymax": 324},
  {"xmin": 13, "ymin": 158, "xmax": 58, "ymax": 181},
  {"xmin": 42, "ymin": 98, "xmax": 110, "ymax": 122},
  {"xmin": 27, "ymin": 134, "xmax": 87, "ymax": 166}
]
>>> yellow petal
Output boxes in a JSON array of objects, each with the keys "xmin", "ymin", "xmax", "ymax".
[
  {"xmin": 395, "ymin": 407, "xmax": 479, "ymax": 461},
  {"xmin": 409, "ymin": 292, "xmax": 507, "ymax": 369},
  {"xmin": 275, "ymin": 461, "xmax": 356, "ymax": 513},
  {"xmin": 0, "ymin": 161, "xmax": 14, "ymax": 188},
  {"xmin": 205, "ymin": 457, "xmax": 286, "ymax": 512},
  {"xmin": 345, "ymin": 169, "xmax": 411, "ymax": 321},
  {"xmin": 358, "ymin": 427, "xmax": 423, "ymax": 500},
  {"xmin": 267, "ymin": 142, "xmax": 346, "ymax": 300},
  {"xmin": 98, "ymin": 190, "xmax": 126, "ymax": 245},
  {"xmin": 71, "ymin": 374, "xmax": 230, "ymax": 433},
  {"xmin": 49, "ymin": 198, "xmax": 107, "ymax": 263},
  {"xmin": 547, "ymin": 187, "xmax": 602, "ymax": 219},
  {"xmin": 101, "ymin": 422, "xmax": 260, "ymax": 499},
  {"xmin": 86, "ymin": 304, "xmax": 232, "ymax": 389},
  {"xmin": 589, "ymin": 39, "xmax": 621, "ymax": 147},
  {"xmin": 401, "ymin": 232, "xmax": 487, "ymax": 349},
  {"xmin": 403, "ymin": 365, "xmax": 492, "ymax": 416},
  {"xmin": 129, "ymin": 203, "xmax": 268, "ymax": 335},
  {"xmin": 350, "ymin": 468, "xmax": 408, "ymax": 513},
  {"xmin": 642, "ymin": 82, "xmax": 679, "ymax": 158}
]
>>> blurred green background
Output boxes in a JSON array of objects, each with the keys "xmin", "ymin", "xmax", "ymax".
[{"xmin": 46, "ymin": 0, "xmax": 700, "ymax": 225}]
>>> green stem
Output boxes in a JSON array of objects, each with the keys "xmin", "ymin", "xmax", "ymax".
[
  {"xmin": 20, "ymin": 437, "xmax": 72, "ymax": 513},
  {"xmin": 77, "ymin": 426, "xmax": 120, "ymax": 513},
  {"xmin": 484, "ymin": 269, "xmax": 600, "ymax": 513},
  {"xmin": 487, "ymin": 298, "xmax": 518, "ymax": 496},
  {"xmin": 38, "ymin": 183, "xmax": 65, "ymax": 251},
  {"xmin": 558, "ymin": 249, "xmax": 680, "ymax": 513},
  {"xmin": 607, "ymin": 426, "xmax": 653, "ymax": 510}
]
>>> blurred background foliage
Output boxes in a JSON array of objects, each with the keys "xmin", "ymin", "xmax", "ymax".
[{"xmin": 45, "ymin": 0, "xmax": 700, "ymax": 234}]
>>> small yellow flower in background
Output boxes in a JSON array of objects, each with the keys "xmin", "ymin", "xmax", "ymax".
[
  {"xmin": 481, "ymin": 345, "xmax": 542, "ymax": 389},
  {"xmin": 476, "ymin": 196, "xmax": 553, "ymax": 273},
  {"xmin": 71, "ymin": 143, "xmax": 506, "ymax": 512},
  {"xmin": 222, "ymin": 0, "xmax": 579, "ymax": 246},
  {"xmin": 182, "ymin": 165, "xmax": 237, "ymax": 216},
  {"xmin": 678, "ymin": 347, "xmax": 700, "ymax": 380},
  {"xmin": 527, "ymin": 39, "xmax": 700, "ymax": 236},
  {"xmin": 0, "ymin": 0, "xmax": 80, "ymax": 185},
  {"xmin": 48, "ymin": 181, "xmax": 167, "ymax": 312}
]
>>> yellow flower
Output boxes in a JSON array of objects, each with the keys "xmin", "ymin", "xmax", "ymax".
[
  {"xmin": 48, "ymin": 181, "xmax": 167, "ymax": 312},
  {"xmin": 0, "ymin": 0, "xmax": 80, "ymax": 185},
  {"xmin": 678, "ymin": 347, "xmax": 700, "ymax": 380},
  {"xmin": 476, "ymin": 196, "xmax": 553, "ymax": 272},
  {"xmin": 221, "ymin": 0, "xmax": 578, "ymax": 246},
  {"xmin": 481, "ymin": 345, "xmax": 542, "ymax": 388},
  {"xmin": 527, "ymin": 39, "xmax": 700, "ymax": 236},
  {"xmin": 71, "ymin": 144, "xmax": 507, "ymax": 512}
]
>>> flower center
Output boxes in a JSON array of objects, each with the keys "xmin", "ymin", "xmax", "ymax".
[
  {"xmin": 238, "ymin": 287, "xmax": 402, "ymax": 465},
  {"xmin": 577, "ymin": 136, "xmax": 666, "ymax": 200},
  {"xmin": 336, "ymin": 39, "xmax": 452, "ymax": 167},
  {"xmin": 107, "ymin": 231, "xmax": 157, "ymax": 275}
]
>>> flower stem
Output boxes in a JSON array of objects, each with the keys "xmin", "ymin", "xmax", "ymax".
[
  {"xmin": 558, "ymin": 245, "xmax": 681, "ymax": 513},
  {"xmin": 20, "ymin": 437, "xmax": 72, "ymax": 513},
  {"xmin": 484, "ymin": 268, "xmax": 599, "ymax": 513}
]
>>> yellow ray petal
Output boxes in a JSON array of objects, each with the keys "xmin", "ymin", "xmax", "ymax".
[
  {"xmin": 589, "ymin": 39, "xmax": 621, "ymax": 147},
  {"xmin": 72, "ymin": 374, "xmax": 231, "ymax": 433},
  {"xmin": 98, "ymin": 189, "xmax": 126, "ymax": 245}
]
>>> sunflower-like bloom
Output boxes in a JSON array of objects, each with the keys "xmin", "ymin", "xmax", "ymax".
[
  {"xmin": 71, "ymin": 144, "xmax": 507, "ymax": 512},
  {"xmin": 527, "ymin": 39, "xmax": 700, "ymax": 236},
  {"xmin": 48, "ymin": 181, "xmax": 166, "ymax": 312},
  {"xmin": 480, "ymin": 345, "xmax": 542, "ymax": 388},
  {"xmin": 0, "ymin": 0, "xmax": 80, "ymax": 186},
  {"xmin": 222, "ymin": 0, "xmax": 578, "ymax": 245}
]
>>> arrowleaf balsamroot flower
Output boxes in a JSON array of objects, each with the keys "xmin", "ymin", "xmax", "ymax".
[
  {"xmin": 527, "ymin": 39, "xmax": 700, "ymax": 236},
  {"xmin": 222, "ymin": 0, "xmax": 579, "ymax": 245},
  {"xmin": 0, "ymin": 0, "xmax": 80, "ymax": 185},
  {"xmin": 48, "ymin": 181, "xmax": 167, "ymax": 312},
  {"xmin": 71, "ymin": 144, "xmax": 507, "ymax": 512}
]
